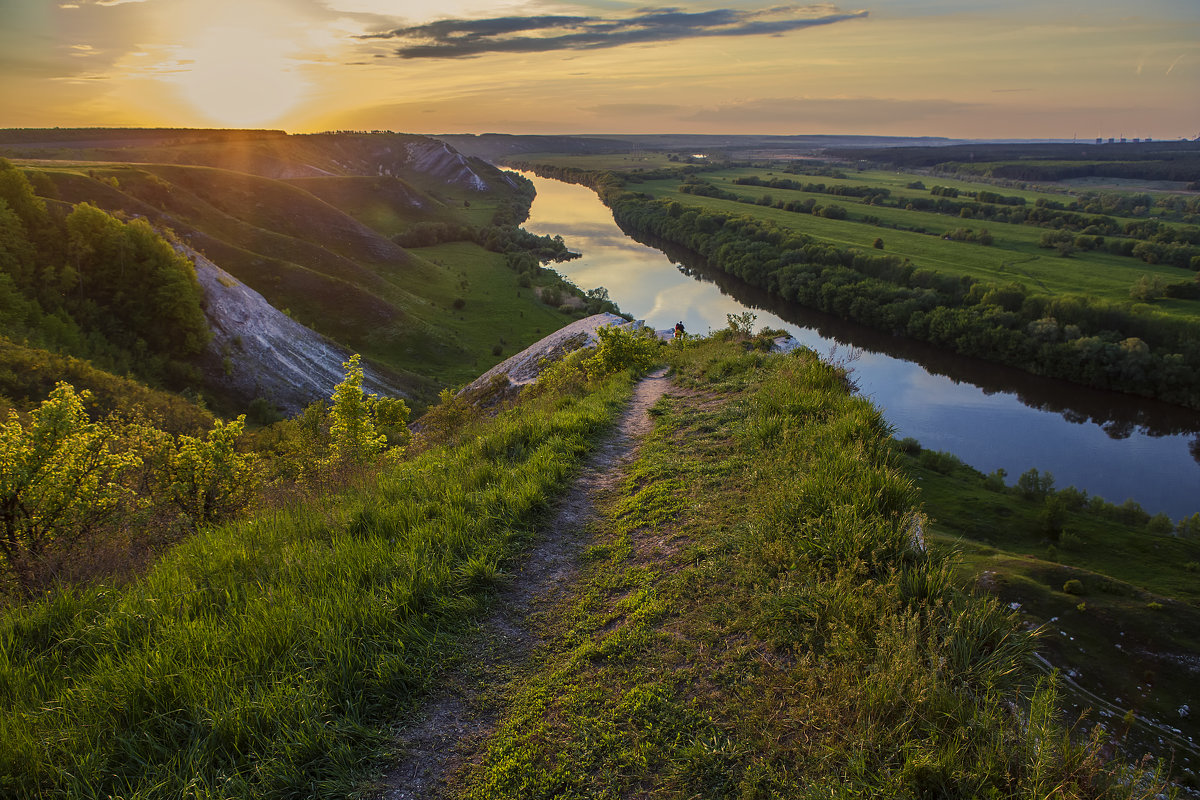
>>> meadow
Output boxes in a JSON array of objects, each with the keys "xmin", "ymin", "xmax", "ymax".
[
  {"xmin": 635, "ymin": 165, "xmax": 1200, "ymax": 315},
  {"xmin": 7, "ymin": 151, "xmax": 589, "ymax": 411}
]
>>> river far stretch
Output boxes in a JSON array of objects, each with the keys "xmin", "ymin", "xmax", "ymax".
[{"xmin": 518, "ymin": 172, "xmax": 1200, "ymax": 521}]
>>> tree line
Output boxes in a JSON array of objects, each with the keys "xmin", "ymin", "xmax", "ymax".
[
  {"xmin": 684, "ymin": 175, "xmax": 1200, "ymax": 269},
  {"xmin": 611, "ymin": 196, "xmax": 1200, "ymax": 407}
]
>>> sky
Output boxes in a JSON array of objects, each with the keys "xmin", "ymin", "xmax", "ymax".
[{"xmin": 1, "ymin": 0, "xmax": 1197, "ymax": 139}]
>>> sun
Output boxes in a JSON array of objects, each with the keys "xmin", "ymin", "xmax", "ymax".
[{"xmin": 169, "ymin": 22, "xmax": 309, "ymax": 127}]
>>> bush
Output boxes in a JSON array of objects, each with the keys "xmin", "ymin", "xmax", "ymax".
[
  {"xmin": 0, "ymin": 382, "xmax": 140, "ymax": 592},
  {"xmin": 164, "ymin": 415, "xmax": 260, "ymax": 526},
  {"xmin": 1062, "ymin": 579, "xmax": 1085, "ymax": 595},
  {"xmin": 583, "ymin": 325, "xmax": 659, "ymax": 380},
  {"xmin": 917, "ymin": 449, "xmax": 962, "ymax": 474}
]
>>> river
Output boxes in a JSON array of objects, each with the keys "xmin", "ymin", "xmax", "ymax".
[{"xmin": 518, "ymin": 173, "xmax": 1200, "ymax": 521}]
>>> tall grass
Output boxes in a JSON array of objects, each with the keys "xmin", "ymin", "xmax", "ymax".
[
  {"xmin": 459, "ymin": 335, "xmax": 1167, "ymax": 799},
  {"xmin": 0, "ymin": 374, "xmax": 630, "ymax": 798}
]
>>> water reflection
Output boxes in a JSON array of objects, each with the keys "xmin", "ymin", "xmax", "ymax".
[{"xmin": 519, "ymin": 173, "xmax": 1200, "ymax": 519}]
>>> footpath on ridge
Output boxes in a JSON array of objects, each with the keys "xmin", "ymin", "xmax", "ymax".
[{"xmin": 376, "ymin": 366, "xmax": 674, "ymax": 799}]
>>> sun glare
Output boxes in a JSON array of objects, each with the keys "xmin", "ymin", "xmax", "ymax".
[{"xmin": 169, "ymin": 23, "xmax": 309, "ymax": 127}]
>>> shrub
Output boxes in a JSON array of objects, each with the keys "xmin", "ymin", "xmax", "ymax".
[
  {"xmin": 164, "ymin": 415, "xmax": 260, "ymax": 526},
  {"xmin": 583, "ymin": 325, "xmax": 659, "ymax": 380},
  {"xmin": 1062, "ymin": 578, "xmax": 1085, "ymax": 595},
  {"xmin": 917, "ymin": 449, "xmax": 962, "ymax": 474},
  {"xmin": 0, "ymin": 382, "xmax": 140, "ymax": 592},
  {"xmin": 1016, "ymin": 467, "xmax": 1054, "ymax": 500}
]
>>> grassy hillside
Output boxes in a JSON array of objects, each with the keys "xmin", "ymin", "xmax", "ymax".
[
  {"xmin": 443, "ymin": 333, "xmax": 1169, "ymax": 798},
  {"xmin": 0, "ymin": 330, "xmax": 1171, "ymax": 798},
  {"xmin": 2, "ymin": 131, "xmax": 599, "ymax": 410},
  {"xmin": 904, "ymin": 446, "xmax": 1200, "ymax": 786},
  {"xmin": 0, "ymin": 360, "xmax": 636, "ymax": 798}
]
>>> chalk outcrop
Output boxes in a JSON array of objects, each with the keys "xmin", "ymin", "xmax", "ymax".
[
  {"xmin": 190, "ymin": 247, "xmax": 408, "ymax": 415},
  {"xmin": 456, "ymin": 313, "xmax": 635, "ymax": 406}
]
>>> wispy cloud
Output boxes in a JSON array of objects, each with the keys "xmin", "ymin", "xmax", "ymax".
[{"xmin": 360, "ymin": 5, "xmax": 869, "ymax": 59}]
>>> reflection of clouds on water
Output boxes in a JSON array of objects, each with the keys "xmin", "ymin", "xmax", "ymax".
[{"xmin": 521, "ymin": 173, "xmax": 1200, "ymax": 519}]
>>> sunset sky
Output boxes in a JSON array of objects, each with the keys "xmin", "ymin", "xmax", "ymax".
[{"xmin": 1, "ymin": 0, "xmax": 1197, "ymax": 139}]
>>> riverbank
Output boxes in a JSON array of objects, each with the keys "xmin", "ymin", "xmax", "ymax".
[{"xmin": 515, "ymin": 170, "xmax": 1200, "ymax": 521}]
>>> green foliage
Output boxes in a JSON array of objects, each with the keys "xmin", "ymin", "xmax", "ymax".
[
  {"xmin": 0, "ymin": 163, "xmax": 209, "ymax": 389},
  {"xmin": 327, "ymin": 354, "xmax": 386, "ymax": 466},
  {"xmin": 0, "ymin": 383, "xmax": 139, "ymax": 591},
  {"xmin": 64, "ymin": 203, "xmax": 209, "ymax": 359},
  {"xmin": 1016, "ymin": 467, "xmax": 1055, "ymax": 500},
  {"xmin": 582, "ymin": 324, "xmax": 659, "ymax": 380},
  {"xmin": 725, "ymin": 310, "xmax": 757, "ymax": 335},
  {"xmin": 1063, "ymin": 578, "xmax": 1085, "ymax": 595},
  {"xmin": 163, "ymin": 415, "xmax": 260, "ymax": 526},
  {"xmin": 326, "ymin": 354, "xmax": 410, "ymax": 466},
  {"xmin": 0, "ymin": 366, "xmax": 631, "ymax": 798}
]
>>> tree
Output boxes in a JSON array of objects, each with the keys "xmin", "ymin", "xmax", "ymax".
[
  {"xmin": 328, "ymin": 355, "xmax": 384, "ymax": 466},
  {"xmin": 583, "ymin": 326, "xmax": 658, "ymax": 379},
  {"xmin": 0, "ymin": 383, "xmax": 139, "ymax": 591}
]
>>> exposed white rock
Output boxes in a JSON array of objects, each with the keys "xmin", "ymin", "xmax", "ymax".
[
  {"xmin": 403, "ymin": 140, "xmax": 494, "ymax": 192},
  {"xmin": 188, "ymin": 246, "xmax": 407, "ymax": 414},
  {"xmin": 459, "ymin": 313, "xmax": 632, "ymax": 397}
]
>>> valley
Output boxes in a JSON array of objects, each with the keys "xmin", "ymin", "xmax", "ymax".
[{"xmin": 0, "ymin": 129, "xmax": 1197, "ymax": 798}]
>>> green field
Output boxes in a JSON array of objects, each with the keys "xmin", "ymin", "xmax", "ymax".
[
  {"xmin": 515, "ymin": 156, "xmax": 1199, "ymax": 318},
  {"xmin": 632, "ymin": 166, "xmax": 1200, "ymax": 316}
]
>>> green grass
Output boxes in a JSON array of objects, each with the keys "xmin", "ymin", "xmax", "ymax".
[
  {"xmin": 446, "ymin": 335, "xmax": 1163, "ymax": 798},
  {"xmin": 396, "ymin": 242, "xmax": 580, "ymax": 384},
  {"xmin": 520, "ymin": 156, "xmax": 1200, "ymax": 321},
  {"xmin": 906, "ymin": 448, "xmax": 1200, "ymax": 780},
  {"xmin": 633, "ymin": 172, "xmax": 1198, "ymax": 312},
  {"xmin": 0, "ymin": 370, "xmax": 634, "ymax": 799}
]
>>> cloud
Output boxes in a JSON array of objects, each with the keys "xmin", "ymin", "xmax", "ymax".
[{"xmin": 360, "ymin": 4, "xmax": 869, "ymax": 59}]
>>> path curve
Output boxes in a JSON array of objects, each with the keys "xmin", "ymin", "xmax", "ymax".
[{"xmin": 376, "ymin": 367, "xmax": 673, "ymax": 799}]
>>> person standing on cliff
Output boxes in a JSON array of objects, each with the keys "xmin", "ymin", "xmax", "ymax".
[{"xmin": 674, "ymin": 321, "xmax": 685, "ymax": 341}]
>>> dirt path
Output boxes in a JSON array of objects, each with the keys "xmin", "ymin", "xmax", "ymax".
[{"xmin": 375, "ymin": 367, "xmax": 673, "ymax": 800}]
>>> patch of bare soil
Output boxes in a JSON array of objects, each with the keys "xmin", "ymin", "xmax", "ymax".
[{"xmin": 372, "ymin": 368, "xmax": 673, "ymax": 800}]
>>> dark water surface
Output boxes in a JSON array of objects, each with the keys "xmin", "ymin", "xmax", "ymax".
[{"xmin": 519, "ymin": 173, "xmax": 1200, "ymax": 521}]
